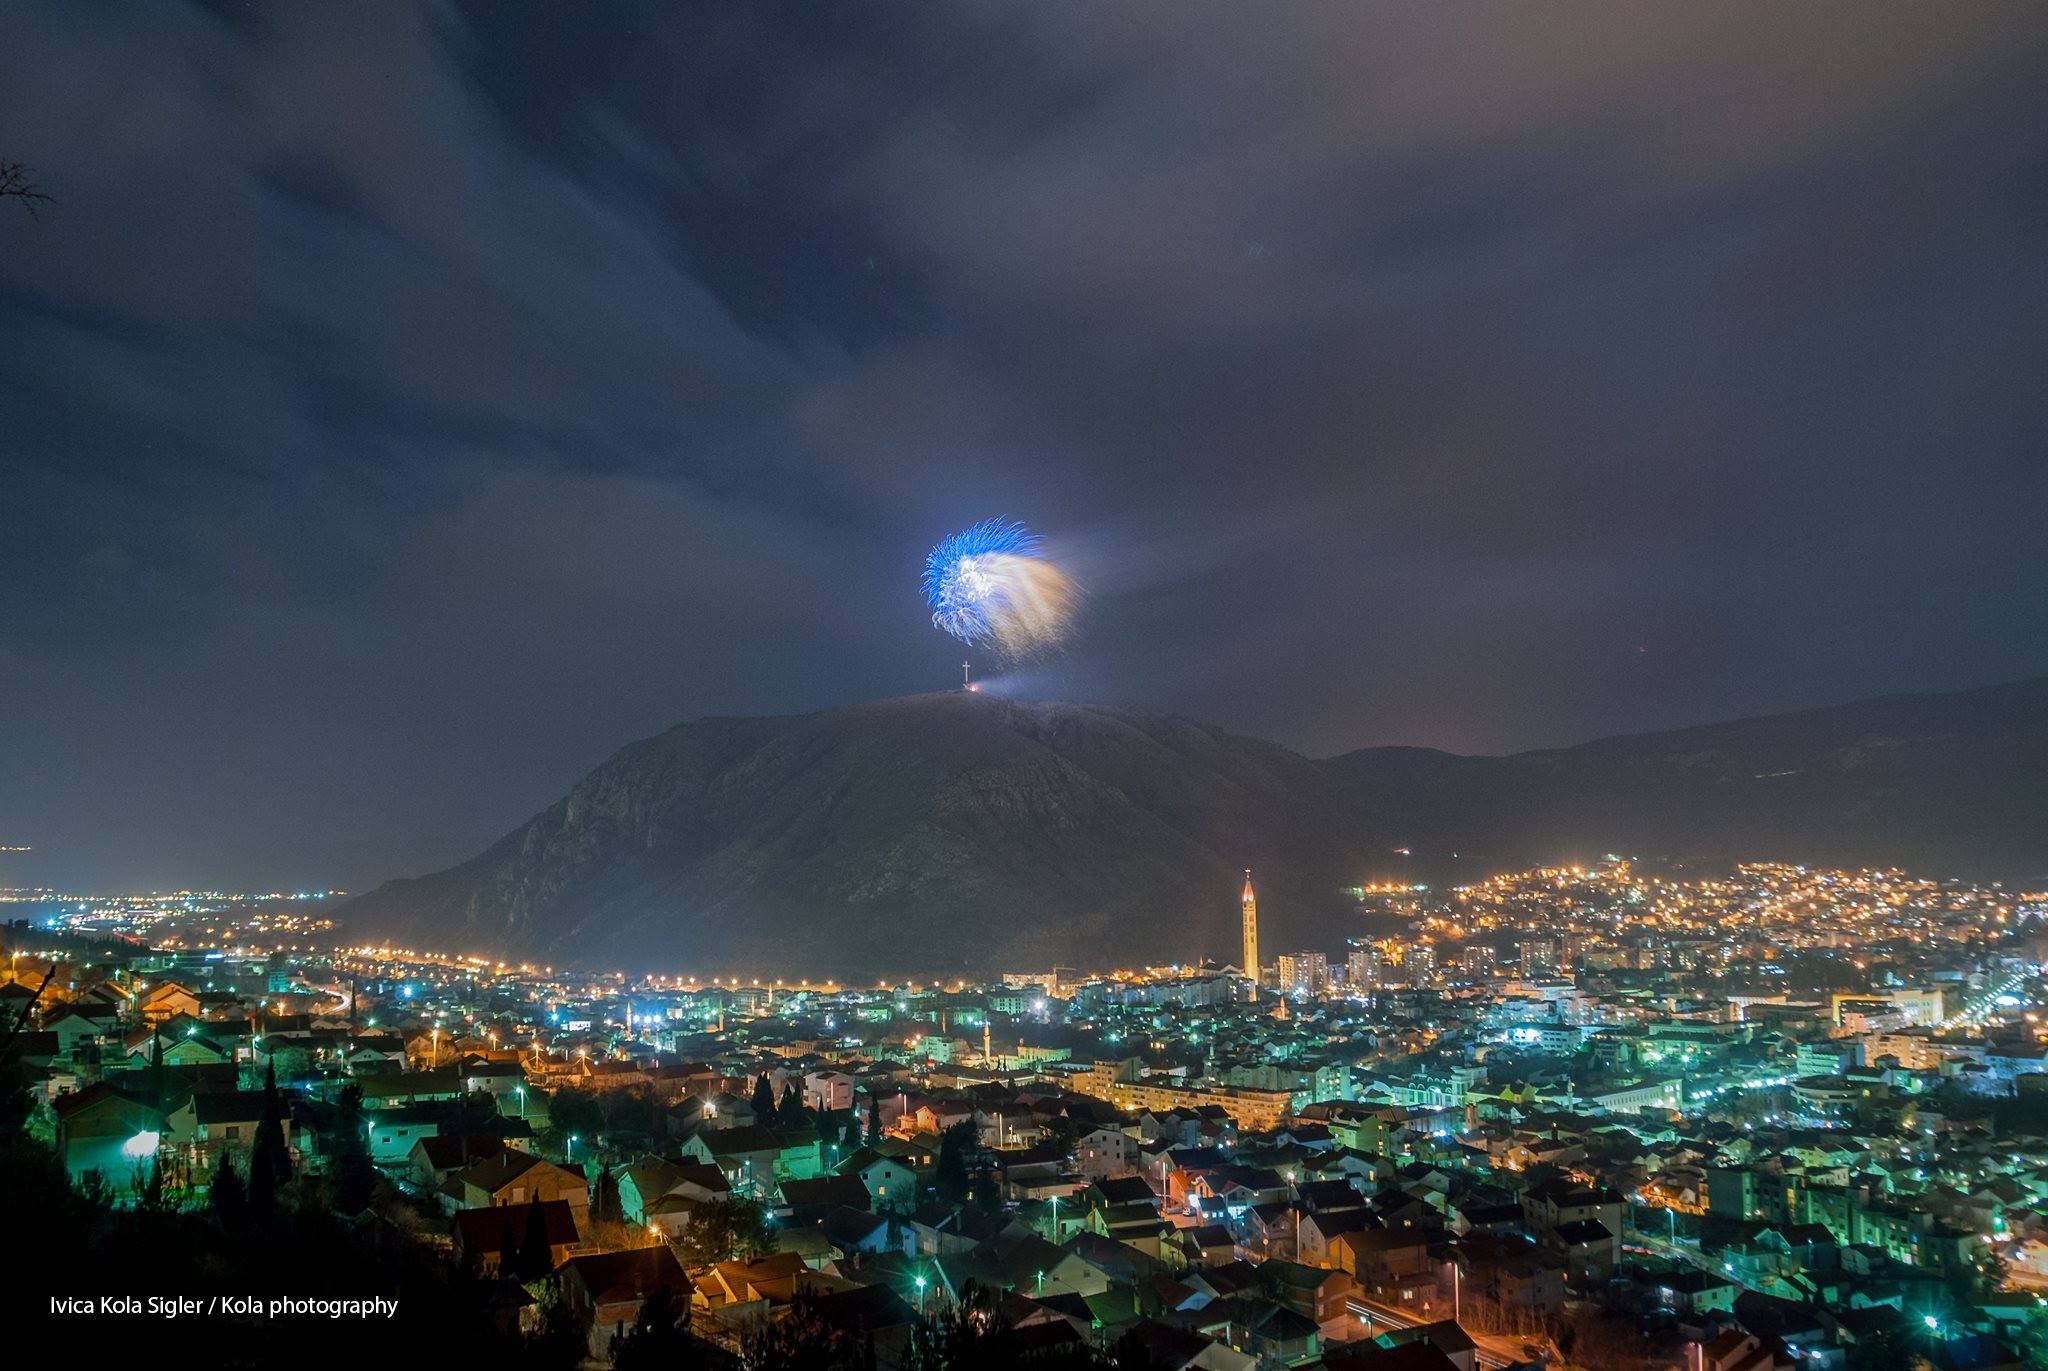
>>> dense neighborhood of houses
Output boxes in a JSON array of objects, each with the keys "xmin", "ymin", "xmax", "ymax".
[{"xmin": 7, "ymin": 872, "xmax": 2048, "ymax": 1371}]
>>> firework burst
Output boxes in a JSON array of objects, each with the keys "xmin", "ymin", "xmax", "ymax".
[{"xmin": 923, "ymin": 518, "xmax": 1077, "ymax": 659}]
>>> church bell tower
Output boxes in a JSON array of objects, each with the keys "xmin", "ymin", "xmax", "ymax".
[{"xmin": 1241, "ymin": 869, "xmax": 1260, "ymax": 996}]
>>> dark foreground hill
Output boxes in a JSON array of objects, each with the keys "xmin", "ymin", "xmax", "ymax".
[{"xmin": 341, "ymin": 678, "xmax": 2048, "ymax": 974}]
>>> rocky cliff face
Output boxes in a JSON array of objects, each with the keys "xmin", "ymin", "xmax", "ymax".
[{"xmin": 341, "ymin": 678, "xmax": 2048, "ymax": 974}]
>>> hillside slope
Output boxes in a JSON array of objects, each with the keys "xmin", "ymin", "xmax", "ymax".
[
  {"xmin": 343, "ymin": 678, "xmax": 2048, "ymax": 973},
  {"xmin": 343, "ymin": 693, "xmax": 1391, "ymax": 974}
]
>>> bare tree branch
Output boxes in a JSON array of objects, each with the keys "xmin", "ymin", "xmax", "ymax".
[
  {"xmin": 0, "ymin": 161, "xmax": 53, "ymax": 217},
  {"xmin": 5, "ymin": 959, "xmax": 59, "ymax": 1040}
]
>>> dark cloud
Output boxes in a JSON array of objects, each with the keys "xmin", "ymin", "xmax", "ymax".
[{"xmin": 1, "ymin": 2, "xmax": 2043, "ymax": 891}]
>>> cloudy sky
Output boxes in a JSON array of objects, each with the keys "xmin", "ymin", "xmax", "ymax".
[{"xmin": 3, "ymin": 2, "xmax": 2043, "ymax": 893}]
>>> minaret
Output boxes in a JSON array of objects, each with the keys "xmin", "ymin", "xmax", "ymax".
[{"xmin": 1241, "ymin": 869, "xmax": 1260, "ymax": 995}]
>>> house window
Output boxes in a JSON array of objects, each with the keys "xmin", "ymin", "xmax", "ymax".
[{"xmin": 225, "ymin": 1126, "xmax": 240, "ymax": 1140}]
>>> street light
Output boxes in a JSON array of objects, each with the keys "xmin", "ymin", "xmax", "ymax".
[{"xmin": 914, "ymin": 1274, "xmax": 927, "ymax": 1314}]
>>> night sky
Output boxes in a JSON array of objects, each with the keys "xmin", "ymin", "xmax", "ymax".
[{"xmin": 2, "ymin": 3, "xmax": 2044, "ymax": 895}]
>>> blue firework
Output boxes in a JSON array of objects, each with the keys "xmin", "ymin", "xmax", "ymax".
[
  {"xmin": 925, "ymin": 519, "xmax": 1039, "ymax": 645},
  {"xmin": 923, "ymin": 517, "xmax": 1083, "ymax": 659}
]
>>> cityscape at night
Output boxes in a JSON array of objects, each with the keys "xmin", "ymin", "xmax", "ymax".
[{"xmin": 3, "ymin": 4, "xmax": 2046, "ymax": 1371}]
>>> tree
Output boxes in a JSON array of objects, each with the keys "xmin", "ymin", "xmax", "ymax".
[
  {"xmin": 517, "ymin": 1196, "xmax": 557, "ymax": 1281},
  {"xmin": 752, "ymin": 1072, "xmax": 776, "ymax": 1118},
  {"xmin": 677, "ymin": 1196, "xmax": 775, "ymax": 1268},
  {"xmin": 866, "ymin": 1092, "xmax": 883, "ymax": 1146},
  {"xmin": 248, "ymin": 1061, "xmax": 293, "ymax": 1211},
  {"xmin": 529, "ymin": 1278, "xmax": 593, "ymax": 1368},
  {"xmin": 134, "ymin": 1158, "xmax": 170, "ymax": 1214},
  {"xmin": 908, "ymin": 1279, "xmax": 1016, "ymax": 1370},
  {"xmin": 609, "ymin": 1287, "xmax": 699, "ymax": 1371},
  {"xmin": 497, "ymin": 1213, "xmax": 522, "ymax": 1280},
  {"xmin": 935, "ymin": 1119, "xmax": 976, "ymax": 1205},
  {"xmin": 743, "ymin": 1290, "xmax": 868, "ymax": 1370},
  {"xmin": 1109, "ymin": 1326, "xmax": 1157, "ymax": 1371},
  {"xmin": 593, "ymin": 1165, "xmax": 623, "ymax": 1225},
  {"xmin": 327, "ymin": 1083, "xmax": 376, "ymax": 1214},
  {"xmin": 210, "ymin": 1154, "xmax": 246, "ymax": 1224},
  {"xmin": 587, "ymin": 1164, "xmax": 643, "ymax": 1251},
  {"xmin": 1555, "ymin": 1306, "xmax": 1644, "ymax": 1371},
  {"xmin": 777, "ymin": 1080, "xmax": 805, "ymax": 1127},
  {"xmin": 444, "ymin": 1090, "xmax": 504, "ymax": 1139},
  {"xmin": 547, "ymin": 1088, "xmax": 603, "ymax": 1143},
  {"xmin": 0, "ymin": 161, "xmax": 50, "ymax": 217}
]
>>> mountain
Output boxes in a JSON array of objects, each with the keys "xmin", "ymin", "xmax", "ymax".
[
  {"xmin": 341, "ymin": 678, "xmax": 2048, "ymax": 975},
  {"xmin": 341, "ymin": 694, "xmax": 1398, "ymax": 976},
  {"xmin": 1327, "ymin": 676, "xmax": 2048, "ymax": 881}
]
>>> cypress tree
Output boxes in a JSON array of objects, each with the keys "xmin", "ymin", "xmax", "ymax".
[
  {"xmin": 935, "ymin": 1120, "xmax": 973, "ymax": 1205},
  {"xmin": 329, "ymin": 1083, "xmax": 376, "ymax": 1213},
  {"xmin": 210, "ymin": 1153, "xmax": 246, "ymax": 1224},
  {"xmin": 498, "ymin": 1213, "xmax": 521, "ymax": 1278},
  {"xmin": 751, "ymin": 1071, "xmax": 775, "ymax": 1118},
  {"xmin": 249, "ymin": 1060, "xmax": 292, "ymax": 1209},
  {"xmin": 519, "ymin": 1196, "xmax": 556, "ymax": 1279},
  {"xmin": 594, "ymin": 1164, "xmax": 622, "ymax": 1225}
]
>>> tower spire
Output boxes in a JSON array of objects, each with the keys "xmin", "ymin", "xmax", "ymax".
[{"xmin": 1241, "ymin": 869, "xmax": 1259, "ymax": 998}]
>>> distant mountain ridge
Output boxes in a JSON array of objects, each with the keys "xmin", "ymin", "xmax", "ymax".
[
  {"xmin": 1327, "ymin": 675, "xmax": 2048, "ymax": 880},
  {"xmin": 341, "ymin": 678, "xmax": 2048, "ymax": 974}
]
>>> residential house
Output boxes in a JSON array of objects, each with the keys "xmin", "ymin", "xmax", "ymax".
[
  {"xmin": 1078, "ymin": 1125, "xmax": 1143, "ymax": 1180},
  {"xmin": 452, "ymin": 1149, "xmax": 589, "ymax": 1220},
  {"xmin": 557, "ymin": 1246, "xmax": 694, "ymax": 1358},
  {"xmin": 407, "ymin": 1135, "xmax": 508, "ymax": 1190},
  {"xmin": 163, "ymin": 1089, "xmax": 282, "ymax": 1165},
  {"xmin": 1339, "ymin": 1228, "xmax": 1441, "ymax": 1311},
  {"xmin": 451, "ymin": 1200, "xmax": 581, "ymax": 1276},
  {"xmin": 837, "ymin": 1146, "xmax": 918, "ymax": 1213},
  {"xmin": 52, "ymin": 1082, "xmax": 166, "ymax": 1187},
  {"xmin": 804, "ymin": 1071, "xmax": 856, "ymax": 1113},
  {"xmin": 366, "ymin": 1103, "xmax": 456, "ymax": 1164}
]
